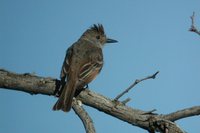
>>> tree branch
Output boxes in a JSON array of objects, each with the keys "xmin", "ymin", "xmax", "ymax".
[
  {"xmin": 189, "ymin": 12, "xmax": 200, "ymax": 36},
  {"xmin": 163, "ymin": 106, "xmax": 200, "ymax": 122},
  {"xmin": 0, "ymin": 69, "xmax": 199, "ymax": 132},
  {"xmin": 72, "ymin": 99, "xmax": 96, "ymax": 133},
  {"xmin": 0, "ymin": 69, "xmax": 57, "ymax": 95}
]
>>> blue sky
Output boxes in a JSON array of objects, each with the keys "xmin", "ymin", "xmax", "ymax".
[{"xmin": 1, "ymin": 0, "xmax": 200, "ymax": 132}]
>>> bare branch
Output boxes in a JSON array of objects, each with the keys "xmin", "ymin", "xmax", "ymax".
[
  {"xmin": 163, "ymin": 106, "xmax": 200, "ymax": 122},
  {"xmin": 114, "ymin": 71, "xmax": 159, "ymax": 101},
  {"xmin": 0, "ymin": 69, "xmax": 199, "ymax": 132},
  {"xmin": 189, "ymin": 12, "xmax": 200, "ymax": 36},
  {"xmin": 72, "ymin": 99, "xmax": 96, "ymax": 133},
  {"xmin": 0, "ymin": 69, "xmax": 56, "ymax": 95}
]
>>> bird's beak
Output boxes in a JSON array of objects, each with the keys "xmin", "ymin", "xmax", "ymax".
[{"xmin": 106, "ymin": 38, "xmax": 118, "ymax": 43}]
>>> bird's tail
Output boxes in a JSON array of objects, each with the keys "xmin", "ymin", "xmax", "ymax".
[{"xmin": 53, "ymin": 79, "xmax": 77, "ymax": 112}]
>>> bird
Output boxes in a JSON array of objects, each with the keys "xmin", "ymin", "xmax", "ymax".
[{"xmin": 53, "ymin": 24, "xmax": 118, "ymax": 112}]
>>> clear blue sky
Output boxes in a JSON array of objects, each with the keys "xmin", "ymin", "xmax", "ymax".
[{"xmin": 0, "ymin": 0, "xmax": 200, "ymax": 132}]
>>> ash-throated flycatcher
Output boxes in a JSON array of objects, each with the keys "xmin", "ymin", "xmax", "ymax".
[{"xmin": 53, "ymin": 24, "xmax": 118, "ymax": 112}]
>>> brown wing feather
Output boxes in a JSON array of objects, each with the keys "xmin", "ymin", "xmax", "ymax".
[{"xmin": 78, "ymin": 48, "xmax": 103, "ymax": 85}]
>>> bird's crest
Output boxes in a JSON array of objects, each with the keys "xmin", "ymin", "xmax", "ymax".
[{"xmin": 90, "ymin": 24, "xmax": 105, "ymax": 35}]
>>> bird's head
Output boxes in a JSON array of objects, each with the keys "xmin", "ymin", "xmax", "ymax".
[{"xmin": 81, "ymin": 24, "xmax": 118, "ymax": 47}]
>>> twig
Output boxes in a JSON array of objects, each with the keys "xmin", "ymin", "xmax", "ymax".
[
  {"xmin": 72, "ymin": 99, "xmax": 96, "ymax": 133},
  {"xmin": 189, "ymin": 12, "xmax": 200, "ymax": 36},
  {"xmin": 114, "ymin": 71, "xmax": 159, "ymax": 101}
]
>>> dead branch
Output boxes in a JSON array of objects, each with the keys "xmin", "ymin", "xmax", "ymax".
[
  {"xmin": 72, "ymin": 99, "xmax": 96, "ymax": 133},
  {"xmin": 114, "ymin": 71, "xmax": 159, "ymax": 101},
  {"xmin": 0, "ymin": 69, "xmax": 199, "ymax": 133},
  {"xmin": 189, "ymin": 12, "xmax": 200, "ymax": 36},
  {"xmin": 163, "ymin": 106, "xmax": 200, "ymax": 122}
]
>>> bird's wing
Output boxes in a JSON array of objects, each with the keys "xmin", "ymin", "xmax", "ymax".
[{"xmin": 78, "ymin": 50, "xmax": 103, "ymax": 84}]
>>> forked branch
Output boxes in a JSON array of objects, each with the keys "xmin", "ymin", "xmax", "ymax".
[{"xmin": 189, "ymin": 12, "xmax": 200, "ymax": 36}]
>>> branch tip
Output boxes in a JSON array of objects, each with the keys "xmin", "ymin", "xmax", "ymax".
[{"xmin": 151, "ymin": 71, "xmax": 159, "ymax": 79}]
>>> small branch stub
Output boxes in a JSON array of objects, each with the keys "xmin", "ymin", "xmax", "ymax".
[{"xmin": 121, "ymin": 98, "xmax": 131, "ymax": 105}]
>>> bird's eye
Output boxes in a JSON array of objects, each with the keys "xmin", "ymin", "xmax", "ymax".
[{"xmin": 96, "ymin": 35, "xmax": 100, "ymax": 40}]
